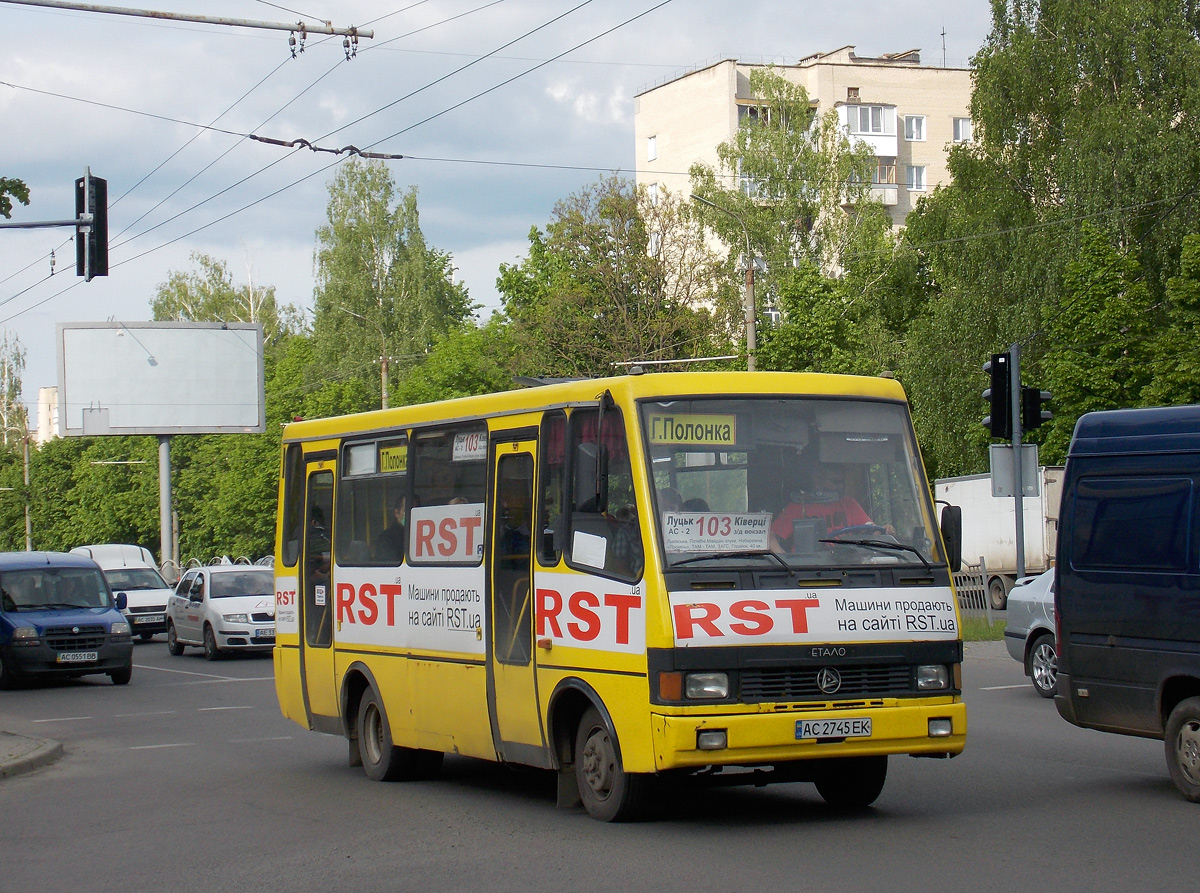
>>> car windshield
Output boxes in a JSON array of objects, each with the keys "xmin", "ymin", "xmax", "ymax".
[
  {"xmin": 0, "ymin": 567, "xmax": 112, "ymax": 611},
  {"xmin": 640, "ymin": 396, "xmax": 945, "ymax": 570},
  {"xmin": 210, "ymin": 570, "xmax": 273, "ymax": 599},
  {"xmin": 104, "ymin": 567, "xmax": 169, "ymax": 591}
]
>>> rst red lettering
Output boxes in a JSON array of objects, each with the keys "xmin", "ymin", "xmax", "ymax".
[
  {"xmin": 357, "ymin": 583, "xmax": 379, "ymax": 625},
  {"xmin": 459, "ymin": 516, "xmax": 482, "ymax": 554},
  {"xmin": 674, "ymin": 602, "xmax": 723, "ymax": 639},
  {"xmin": 775, "ymin": 597, "xmax": 820, "ymax": 633},
  {"xmin": 336, "ymin": 582, "xmax": 356, "ymax": 623},
  {"xmin": 568, "ymin": 591, "xmax": 600, "ymax": 641},
  {"xmin": 414, "ymin": 519, "xmax": 435, "ymax": 557},
  {"xmin": 603, "ymin": 593, "xmax": 641, "ymax": 645},
  {"xmin": 729, "ymin": 599, "xmax": 772, "ymax": 635},
  {"xmin": 380, "ymin": 584, "xmax": 402, "ymax": 626},
  {"xmin": 437, "ymin": 518, "xmax": 459, "ymax": 556},
  {"xmin": 536, "ymin": 588, "xmax": 563, "ymax": 637}
]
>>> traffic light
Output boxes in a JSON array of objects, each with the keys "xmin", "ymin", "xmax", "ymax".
[
  {"xmin": 1022, "ymin": 386, "xmax": 1052, "ymax": 430},
  {"xmin": 75, "ymin": 171, "xmax": 108, "ymax": 280},
  {"xmin": 982, "ymin": 352, "xmax": 1012, "ymax": 439}
]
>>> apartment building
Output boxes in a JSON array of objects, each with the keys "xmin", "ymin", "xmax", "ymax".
[{"xmin": 634, "ymin": 47, "xmax": 974, "ymax": 227}]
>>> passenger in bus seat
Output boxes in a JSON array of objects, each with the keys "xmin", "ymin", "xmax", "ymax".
[{"xmin": 372, "ymin": 495, "xmax": 407, "ymax": 562}]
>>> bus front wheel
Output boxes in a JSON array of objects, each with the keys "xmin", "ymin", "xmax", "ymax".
[
  {"xmin": 357, "ymin": 689, "xmax": 443, "ymax": 782},
  {"xmin": 813, "ymin": 755, "xmax": 888, "ymax": 809},
  {"xmin": 574, "ymin": 706, "xmax": 649, "ymax": 822}
]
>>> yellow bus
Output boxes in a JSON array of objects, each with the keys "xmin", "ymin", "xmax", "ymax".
[{"xmin": 273, "ymin": 371, "xmax": 966, "ymax": 821}]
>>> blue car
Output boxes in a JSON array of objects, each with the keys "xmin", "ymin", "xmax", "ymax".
[{"xmin": 0, "ymin": 551, "xmax": 134, "ymax": 688}]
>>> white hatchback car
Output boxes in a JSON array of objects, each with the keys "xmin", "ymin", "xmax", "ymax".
[
  {"xmin": 1003, "ymin": 568, "xmax": 1057, "ymax": 698},
  {"xmin": 166, "ymin": 565, "xmax": 275, "ymax": 660}
]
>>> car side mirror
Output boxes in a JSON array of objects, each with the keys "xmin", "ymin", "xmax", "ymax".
[
  {"xmin": 115, "ymin": 591, "xmax": 128, "ymax": 611},
  {"xmin": 940, "ymin": 503, "xmax": 963, "ymax": 572}
]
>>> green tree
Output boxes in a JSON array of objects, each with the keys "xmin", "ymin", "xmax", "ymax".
[
  {"xmin": 0, "ymin": 176, "xmax": 29, "ymax": 219},
  {"xmin": 498, "ymin": 176, "xmax": 719, "ymax": 378},
  {"xmin": 1038, "ymin": 225, "xmax": 1158, "ymax": 461},
  {"xmin": 1145, "ymin": 234, "xmax": 1200, "ymax": 406},
  {"xmin": 688, "ymin": 68, "xmax": 893, "ymax": 372},
  {"xmin": 393, "ymin": 318, "xmax": 518, "ymax": 406},
  {"xmin": 313, "ymin": 160, "xmax": 473, "ymax": 411}
]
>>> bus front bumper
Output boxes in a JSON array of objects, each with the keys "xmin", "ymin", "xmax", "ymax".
[{"xmin": 651, "ymin": 701, "xmax": 967, "ymax": 771}]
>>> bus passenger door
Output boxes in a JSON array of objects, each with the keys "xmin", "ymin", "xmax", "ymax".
[
  {"xmin": 300, "ymin": 464, "xmax": 339, "ymax": 728},
  {"xmin": 487, "ymin": 439, "xmax": 548, "ymax": 765}
]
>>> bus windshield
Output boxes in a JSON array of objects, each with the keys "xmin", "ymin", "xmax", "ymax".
[{"xmin": 640, "ymin": 396, "xmax": 943, "ymax": 569}]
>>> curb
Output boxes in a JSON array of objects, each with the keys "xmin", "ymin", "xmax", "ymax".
[{"xmin": 0, "ymin": 732, "xmax": 63, "ymax": 780}]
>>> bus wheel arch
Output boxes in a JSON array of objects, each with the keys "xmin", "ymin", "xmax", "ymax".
[
  {"xmin": 349, "ymin": 670, "xmax": 443, "ymax": 782},
  {"xmin": 547, "ymin": 679, "xmax": 648, "ymax": 821}
]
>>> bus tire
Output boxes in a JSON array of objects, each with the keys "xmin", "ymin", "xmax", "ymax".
[
  {"xmin": 813, "ymin": 755, "xmax": 887, "ymax": 809},
  {"xmin": 1165, "ymin": 697, "xmax": 1200, "ymax": 802},
  {"xmin": 357, "ymin": 688, "xmax": 443, "ymax": 782},
  {"xmin": 574, "ymin": 706, "xmax": 649, "ymax": 822}
]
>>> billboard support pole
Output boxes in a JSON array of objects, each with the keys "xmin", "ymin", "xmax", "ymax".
[{"xmin": 158, "ymin": 435, "xmax": 172, "ymax": 569}]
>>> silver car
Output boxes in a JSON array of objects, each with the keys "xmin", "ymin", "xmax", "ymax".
[
  {"xmin": 166, "ymin": 565, "xmax": 275, "ymax": 660},
  {"xmin": 1004, "ymin": 568, "xmax": 1057, "ymax": 697}
]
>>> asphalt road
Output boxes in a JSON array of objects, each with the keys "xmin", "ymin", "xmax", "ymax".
[{"xmin": 0, "ymin": 638, "xmax": 1196, "ymax": 892}]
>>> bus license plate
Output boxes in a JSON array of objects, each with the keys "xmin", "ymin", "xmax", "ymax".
[
  {"xmin": 796, "ymin": 717, "xmax": 871, "ymax": 740},
  {"xmin": 57, "ymin": 651, "xmax": 98, "ymax": 664},
  {"xmin": 256, "ymin": 629, "xmax": 275, "ymax": 639}
]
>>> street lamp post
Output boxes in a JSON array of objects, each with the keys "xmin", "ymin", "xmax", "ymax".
[
  {"xmin": 691, "ymin": 193, "xmax": 756, "ymax": 371},
  {"xmin": 339, "ymin": 306, "xmax": 389, "ymax": 410}
]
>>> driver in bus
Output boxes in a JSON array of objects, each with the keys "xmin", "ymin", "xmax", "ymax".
[{"xmin": 769, "ymin": 461, "xmax": 883, "ymax": 551}]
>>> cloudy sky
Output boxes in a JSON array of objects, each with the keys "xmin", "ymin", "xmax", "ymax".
[{"xmin": 0, "ymin": 0, "xmax": 992, "ymax": 417}]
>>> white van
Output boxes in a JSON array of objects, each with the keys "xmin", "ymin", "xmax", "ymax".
[{"xmin": 70, "ymin": 544, "xmax": 173, "ymax": 641}]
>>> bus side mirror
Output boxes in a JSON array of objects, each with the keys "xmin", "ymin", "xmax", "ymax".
[
  {"xmin": 574, "ymin": 442, "xmax": 608, "ymax": 513},
  {"xmin": 940, "ymin": 504, "xmax": 962, "ymax": 572}
]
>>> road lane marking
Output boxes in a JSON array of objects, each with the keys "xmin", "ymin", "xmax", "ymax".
[
  {"xmin": 129, "ymin": 743, "xmax": 196, "ymax": 750},
  {"xmin": 133, "ymin": 663, "xmax": 238, "ymax": 680},
  {"xmin": 228, "ymin": 736, "xmax": 294, "ymax": 743},
  {"xmin": 981, "ymin": 684, "xmax": 1029, "ymax": 690},
  {"xmin": 197, "ymin": 705, "xmax": 254, "ymax": 711},
  {"xmin": 32, "ymin": 716, "xmax": 92, "ymax": 723},
  {"xmin": 115, "ymin": 710, "xmax": 178, "ymax": 718}
]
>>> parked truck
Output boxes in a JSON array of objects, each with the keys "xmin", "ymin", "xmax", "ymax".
[{"xmin": 934, "ymin": 467, "xmax": 1064, "ymax": 609}]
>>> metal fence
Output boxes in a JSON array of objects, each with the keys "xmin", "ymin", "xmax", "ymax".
[{"xmin": 953, "ymin": 556, "xmax": 994, "ymax": 624}]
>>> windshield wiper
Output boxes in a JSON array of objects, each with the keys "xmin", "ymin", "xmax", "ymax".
[
  {"xmin": 669, "ymin": 550, "xmax": 792, "ymax": 571},
  {"xmin": 26, "ymin": 601, "xmax": 95, "ymax": 610},
  {"xmin": 819, "ymin": 538, "xmax": 932, "ymax": 571}
]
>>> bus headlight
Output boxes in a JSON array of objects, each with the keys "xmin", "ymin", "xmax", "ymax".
[
  {"xmin": 685, "ymin": 672, "xmax": 729, "ymax": 699},
  {"xmin": 916, "ymin": 664, "xmax": 950, "ymax": 690}
]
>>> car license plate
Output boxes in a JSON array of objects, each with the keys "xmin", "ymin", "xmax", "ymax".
[
  {"xmin": 134, "ymin": 614, "xmax": 164, "ymax": 624},
  {"xmin": 256, "ymin": 628, "xmax": 275, "ymax": 639},
  {"xmin": 56, "ymin": 651, "xmax": 98, "ymax": 664},
  {"xmin": 796, "ymin": 717, "xmax": 872, "ymax": 740}
]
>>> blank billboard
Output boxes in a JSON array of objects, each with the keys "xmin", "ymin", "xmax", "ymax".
[{"xmin": 57, "ymin": 322, "xmax": 265, "ymax": 436}]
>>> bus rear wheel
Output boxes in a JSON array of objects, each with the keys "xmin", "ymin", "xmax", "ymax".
[
  {"xmin": 356, "ymin": 689, "xmax": 443, "ymax": 782},
  {"xmin": 574, "ymin": 706, "xmax": 649, "ymax": 822},
  {"xmin": 813, "ymin": 755, "xmax": 888, "ymax": 809},
  {"xmin": 1165, "ymin": 697, "xmax": 1200, "ymax": 802}
]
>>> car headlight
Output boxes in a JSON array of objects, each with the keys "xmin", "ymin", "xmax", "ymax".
[
  {"xmin": 110, "ymin": 620, "xmax": 131, "ymax": 636},
  {"xmin": 12, "ymin": 626, "xmax": 40, "ymax": 646},
  {"xmin": 223, "ymin": 613, "xmax": 249, "ymax": 624},
  {"xmin": 916, "ymin": 664, "xmax": 950, "ymax": 690},
  {"xmin": 685, "ymin": 671, "xmax": 730, "ymax": 699}
]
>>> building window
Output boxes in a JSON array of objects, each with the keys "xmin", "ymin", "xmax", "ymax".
[
  {"xmin": 904, "ymin": 115, "xmax": 925, "ymax": 141},
  {"xmin": 647, "ymin": 182, "xmax": 659, "ymax": 206},
  {"xmin": 647, "ymin": 135, "xmax": 657, "ymax": 161},
  {"xmin": 907, "ymin": 165, "xmax": 926, "ymax": 191},
  {"xmin": 846, "ymin": 105, "xmax": 895, "ymax": 136},
  {"xmin": 873, "ymin": 158, "xmax": 897, "ymax": 186},
  {"xmin": 953, "ymin": 117, "xmax": 974, "ymax": 143}
]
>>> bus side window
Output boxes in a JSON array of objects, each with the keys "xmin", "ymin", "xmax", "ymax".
[
  {"xmin": 281, "ymin": 444, "xmax": 305, "ymax": 567},
  {"xmin": 565, "ymin": 408, "xmax": 643, "ymax": 581},
  {"xmin": 538, "ymin": 411, "xmax": 566, "ymax": 565}
]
